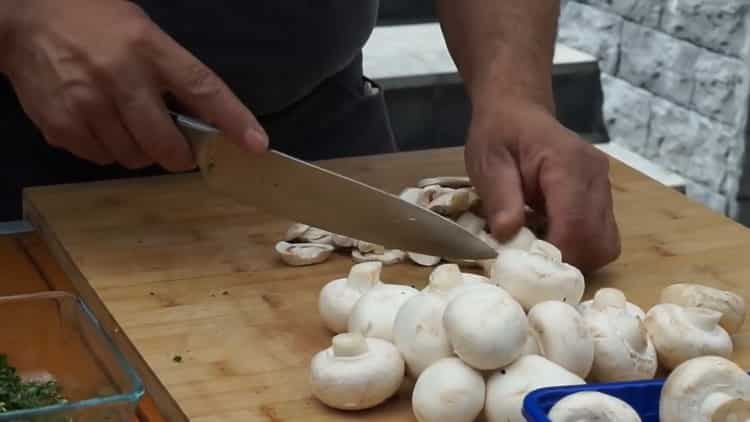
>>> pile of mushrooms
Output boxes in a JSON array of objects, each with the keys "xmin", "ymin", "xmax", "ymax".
[{"xmin": 298, "ymin": 177, "xmax": 750, "ymax": 420}]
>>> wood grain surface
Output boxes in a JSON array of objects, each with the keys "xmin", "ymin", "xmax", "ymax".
[{"xmin": 22, "ymin": 146, "xmax": 750, "ymax": 421}]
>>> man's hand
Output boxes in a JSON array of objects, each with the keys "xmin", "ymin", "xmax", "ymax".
[
  {"xmin": 465, "ymin": 101, "xmax": 621, "ymax": 273},
  {"xmin": 0, "ymin": 0, "xmax": 267, "ymax": 171}
]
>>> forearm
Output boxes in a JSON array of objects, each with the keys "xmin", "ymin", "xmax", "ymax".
[{"xmin": 436, "ymin": 0, "xmax": 559, "ymax": 115}]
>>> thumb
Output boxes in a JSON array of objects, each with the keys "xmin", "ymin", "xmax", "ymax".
[{"xmin": 466, "ymin": 141, "xmax": 526, "ymax": 242}]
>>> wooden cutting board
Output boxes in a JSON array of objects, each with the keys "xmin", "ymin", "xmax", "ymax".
[{"xmin": 22, "ymin": 146, "xmax": 750, "ymax": 421}]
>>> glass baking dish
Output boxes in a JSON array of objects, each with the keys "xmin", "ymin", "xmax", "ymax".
[{"xmin": 0, "ymin": 291, "xmax": 144, "ymax": 421}]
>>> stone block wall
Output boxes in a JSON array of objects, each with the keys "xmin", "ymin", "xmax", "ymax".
[{"xmin": 558, "ymin": 0, "xmax": 750, "ymax": 217}]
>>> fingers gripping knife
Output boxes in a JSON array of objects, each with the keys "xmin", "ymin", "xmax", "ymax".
[{"xmin": 170, "ymin": 111, "xmax": 498, "ymax": 260}]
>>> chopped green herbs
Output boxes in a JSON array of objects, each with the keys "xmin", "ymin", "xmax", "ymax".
[{"xmin": 0, "ymin": 355, "xmax": 67, "ymax": 413}]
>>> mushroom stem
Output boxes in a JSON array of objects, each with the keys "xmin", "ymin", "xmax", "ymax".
[
  {"xmin": 685, "ymin": 307, "xmax": 724, "ymax": 332},
  {"xmin": 429, "ymin": 264, "xmax": 464, "ymax": 293},
  {"xmin": 347, "ymin": 262, "xmax": 383, "ymax": 292},
  {"xmin": 593, "ymin": 288, "xmax": 628, "ymax": 311},
  {"xmin": 332, "ymin": 333, "xmax": 369, "ymax": 357},
  {"xmin": 702, "ymin": 393, "xmax": 750, "ymax": 421}
]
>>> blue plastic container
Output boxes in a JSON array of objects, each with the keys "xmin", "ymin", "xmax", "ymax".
[{"xmin": 522, "ymin": 377, "xmax": 667, "ymax": 422}]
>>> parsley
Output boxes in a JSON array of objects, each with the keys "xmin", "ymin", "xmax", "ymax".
[{"xmin": 0, "ymin": 355, "xmax": 67, "ymax": 414}]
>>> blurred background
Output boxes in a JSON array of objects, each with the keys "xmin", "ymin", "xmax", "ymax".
[{"xmin": 370, "ymin": 0, "xmax": 750, "ymax": 227}]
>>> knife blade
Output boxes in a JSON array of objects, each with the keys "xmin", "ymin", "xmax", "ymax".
[{"xmin": 170, "ymin": 111, "xmax": 498, "ymax": 260}]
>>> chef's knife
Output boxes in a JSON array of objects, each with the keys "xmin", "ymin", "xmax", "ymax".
[{"xmin": 170, "ymin": 111, "xmax": 498, "ymax": 260}]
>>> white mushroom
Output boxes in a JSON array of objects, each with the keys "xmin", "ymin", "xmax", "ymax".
[
  {"xmin": 529, "ymin": 239, "xmax": 563, "ymax": 263},
  {"xmin": 393, "ymin": 264, "xmax": 476, "ymax": 377},
  {"xmin": 548, "ymin": 391, "xmax": 642, "ymax": 422},
  {"xmin": 427, "ymin": 187, "xmax": 473, "ymax": 216},
  {"xmin": 331, "ymin": 234, "xmax": 357, "ymax": 248},
  {"xmin": 456, "ymin": 211, "xmax": 486, "ymax": 235},
  {"xmin": 580, "ymin": 288, "xmax": 657, "ymax": 382},
  {"xmin": 519, "ymin": 326, "xmax": 541, "ymax": 356},
  {"xmin": 500, "ymin": 226, "xmax": 538, "ymax": 250},
  {"xmin": 352, "ymin": 248, "xmax": 406, "ymax": 265},
  {"xmin": 400, "ymin": 187, "xmax": 432, "ymax": 208},
  {"xmin": 275, "ymin": 241, "xmax": 334, "ymax": 266},
  {"xmin": 485, "ymin": 355, "xmax": 586, "ymax": 422},
  {"xmin": 318, "ymin": 261, "xmax": 384, "ymax": 333},
  {"xmin": 412, "ymin": 357, "xmax": 485, "ymax": 422},
  {"xmin": 660, "ymin": 355, "xmax": 750, "ymax": 422},
  {"xmin": 417, "ymin": 176, "xmax": 472, "ymax": 189},
  {"xmin": 644, "ymin": 304, "xmax": 733, "ymax": 370},
  {"xmin": 407, "ymin": 252, "xmax": 442, "ymax": 267},
  {"xmin": 527, "ymin": 300, "xmax": 594, "ymax": 378},
  {"xmin": 284, "ymin": 223, "xmax": 311, "ymax": 241},
  {"xmin": 348, "ymin": 282, "xmax": 419, "ymax": 341},
  {"xmin": 660, "ymin": 283, "xmax": 747, "ymax": 334},
  {"xmin": 309, "ymin": 332, "xmax": 405, "ymax": 410},
  {"xmin": 578, "ymin": 287, "xmax": 647, "ymax": 320},
  {"xmin": 491, "ymin": 248, "xmax": 585, "ymax": 310},
  {"xmin": 443, "ymin": 284, "xmax": 528, "ymax": 370}
]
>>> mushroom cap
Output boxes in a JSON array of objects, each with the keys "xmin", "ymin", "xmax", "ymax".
[
  {"xmin": 528, "ymin": 300, "xmax": 594, "ymax": 378},
  {"xmin": 284, "ymin": 223, "xmax": 311, "ymax": 241},
  {"xmin": 528, "ymin": 239, "xmax": 563, "ymax": 263},
  {"xmin": 644, "ymin": 304, "xmax": 733, "ymax": 370},
  {"xmin": 548, "ymin": 391, "xmax": 642, "ymax": 422},
  {"xmin": 583, "ymin": 307, "xmax": 657, "ymax": 382},
  {"xmin": 491, "ymin": 248, "xmax": 585, "ymax": 310},
  {"xmin": 456, "ymin": 211, "xmax": 487, "ymax": 235},
  {"xmin": 275, "ymin": 241, "xmax": 334, "ymax": 266},
  {"xmin": 318, "ymin": 262, "xmax": 383, "ymax": 333},
  {"xmin": 310, "ymin": 333, "xmax": 405, "ymax": 410},
  {"xmin": 392, "ymin": 291, "xmax": 453, "ymax": 378},
  {"xmin": 443, "ymin": 285, "xmax": 528, "ymax": 370},
  {"xmin": 348, "ymin": 283, "xmax": 419, "ymax": 341},
  {"xmin": 412, "ymin": 357, "xmax": 485, "ymax": 422},
  {"xmin": 500, "ymin": 227, "xmax": 538, "ymax": 250},
  {"xmin": 331, "ymin": 234, "xmax": 357, "ymax": 248},
  {"xmin": 660, "ymin": 356, "xmax": 750, "ymax": 422},
  {"xmin": 519, "ymin": 326, "xmax": 541, "ymax": 357},
  {"xmin": 485, "ymin": 355, "xmax": 585, "ymax": 422},
  {"xmin": 660, "ymin": 283, "xmax": 747, "ymax": 334},
  {"xmin": 580, "ymin": 290, "xmax": 657, "ymax": 382}
]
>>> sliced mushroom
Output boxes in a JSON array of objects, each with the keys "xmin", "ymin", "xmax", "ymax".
[
  {"xmin": 644, "ymin": 304, "xmax": 733, "ymax": 370},
  {"xmin": 660, "ymin": 283, "xmax": 746, "ymax": 334},
  {"xmin": 400, "ymin": 187, "xmax": 432, "ymax": 208},
  {"xmin": 456, "ymin": 211, "xmax": 486, "ymax": 235},
  {"xmin": 353, "ymin": 249, "xmax": 406, "ymax": 265},
  {"xmin": 331, "ymin": 234, "xmax": 357, "ymax": 248},
  {"xmin": 428, "ymin": 188, "xmax": 472, "ymax": 216},
  {"xmin": 408, "ymin": 252, "xmax": 442, "ymax": 267},
  {"xmin": 417, "ymin": 176, "xmax": 472, "ymax": 189},
  {"xmin": 548, "ymin": 391, "xmax": 642, "ymax": 422},
  {"xmin": 275, "ymin": 241, "xmax": 334, "ymax": 266},
  {"xmin": 357, "ymin": 241, "xmax": 385, "ymax": 254},
  {"xmin": 284, "ymin": 223, "xmax": 310, "ymax": 241},
  {"xmin": 660, "ymin": 356, "xmax": 750, "ymax": 422}
]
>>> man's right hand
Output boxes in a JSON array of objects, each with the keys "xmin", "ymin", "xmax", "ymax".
[{"xmin": 0, "ymin": 0, "xmax": 268, "ymax": 171}]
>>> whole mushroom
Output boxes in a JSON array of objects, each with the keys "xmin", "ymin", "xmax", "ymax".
[
  {"xmin": 348, "ymin": 281, "xmax": 419, "ymax": 341},
  {"xmin": 392, "ymin": 264, "xmax": 468, "ymax": 378},
  {"xmin": 644, "ymin": 304, "xmax": 733, "ymax": 370},
  {"xmin": 660, "ymin": 355, "xmax": 750, "ymax": 422},
  {"xmin": 485, "ymin": 355, "xmax": 585, "ymax": 422},
  {"xmin": 411, "ymin": 357, "xmax": 485, "ymax": 422},
  {"xmin": 660, "ymin": 283, "xmax": 747, "ymax": 334},
  {"xmin": 443, "ymin": 284, "xmax": 528, "ymax": 370},
  {"xmin": 527, "ymin": 300, "xmax": 594, "ymax": 378},
  {"xmin": 580, "ymin": 288, "xmax": 658, "ymax": 382},
  {"xmin": 548, "ymin": 391, "xmax": 642, "ymax": 422},
  {"xmin": 578, "ymin": 287, "xmax": 646, "ymax": 320},
  {"xmin": 318, "ymin": 261, "xmax": 384, "ymax": 333},
  {"xmin": 309, "ymin": 332, "xmax": 405, "ymax": 410},
  {"xmin": 491, "ymin": 248, "xmax": 585, "ymax": 310}
]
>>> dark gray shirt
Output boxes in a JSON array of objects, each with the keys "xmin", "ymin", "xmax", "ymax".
[{"xmin": 137, "ymin": 1, "xmax": 380, "ymax": 115}]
